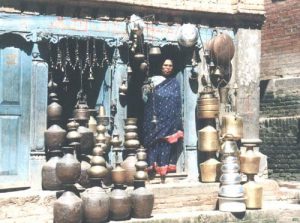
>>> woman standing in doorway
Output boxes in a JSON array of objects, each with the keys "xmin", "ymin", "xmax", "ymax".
[{"xmin": 142, "ymin": 58, "xmax": 183, "ymax": 181}]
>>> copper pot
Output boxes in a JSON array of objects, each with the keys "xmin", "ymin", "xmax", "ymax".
[
  {"xmin": 211, "ymin": 33, "xmax": 235, "ymax": 66},
  {"xmin": 44, "ymin": 124, "xmax": 66, "ymax": 152},
  {"xmin": 109, "ymin": 186, "xmax": 131, "ymax": 220},
  {"xmin": 82, "ymin": 185, "xmax": 110, "ymax": 223},
  {"xmin": 240, "ymin": 149, "xmax": 260, "ymax": 174},
  {"xmin": 56, "ymin": 147, "xmax": 81, "ymax": 185},
  {"xmin": 54, "ymin": 191, "xmax": 83, "ymax": 223},
  {"xmin": 221, "ymin": 115, "xmax": 243, "ymax": 140},
  {"xmin": 47, "ymin": 101, "xmax": 63, "ymax": 121},
  {"xmin": 42, "ymin": 151, "xmax": 62, "ymax": 190},
  {"xmin": 198, "ymin": 125, "xmax": 220, "ymax": 152},
  {"xmin": 77, "ymin": 126, "xmax": 94, "ymax": 155},
  {"xmin": 111, "ymin": 163, "xmax": 126, "ymax": 185},
  {"xmin": 131, "ymin": 186, "xmax": 154, "ymax": 218},
  {"xmin": 121, "ymin": 153, "xmax": 137, "ymax": 186}
]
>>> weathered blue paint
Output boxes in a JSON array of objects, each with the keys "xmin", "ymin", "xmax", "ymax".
[
  {"xmin": 0, "ymin": 40, "xmax": 32, "ymax": 189},
  {"xmin": 30, "ymin": 43, "xmax": 48, "ymax": 152},
  {"xmin": 182, "ymin": 65, "xmax": 199, "ymax": 178}
]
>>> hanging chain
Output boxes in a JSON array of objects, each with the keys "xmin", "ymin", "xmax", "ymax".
[
  {"xmin": 74, "ymin": 39, "xmax": 80, "ymax": 70},
  {"xmin": 101, "ymin": 41, "xmax": 109, "ymax": 67},
  {"xmin": 56, "ymin": 41, "xmax": 62, "ymax": 71}
]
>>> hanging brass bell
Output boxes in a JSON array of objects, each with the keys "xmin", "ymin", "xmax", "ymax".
[
  {"xmin": 119, "ymin": 80, "xmax": 128, "ymax": 96},
  {"xmin": 139, "ymin": 62, "xmax": 148, "ymax": 73},
  {"xmin": 151, "ymin": 115, "xmax": 158, "ymax": 125},
  {"xmin": 214, "ymin": 66, "xmax": 222, "ymax": 77},
  {"xmin": 127, "ymin": 65, "xmax": 133, "ymax": 75},
  {"xmin": 149, "ymin": 46, "xmax": 161, "ymax": 56},
  {"xmin": 221, "ymin": 114, "xmax": 243, "ymax": 140},
  {"xmin": 198, "ymin": 125, "xmax": 220, "ymax": 152}
]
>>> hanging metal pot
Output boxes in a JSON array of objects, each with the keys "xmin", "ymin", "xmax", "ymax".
[
  {"xmin": 73, "ymin": 101, "xmax": 90, "ymax": 123},
  {"xmin": 221, "ymin": 115, "xmax": 243, "ymax": 140},
  {"xmin": 211, "ymin": 33, "xmax": 235, "ymax": 66},
  {"xmin": 177, "ymin": 23, "xmax": 198, "ymax": 48},
  {"xmin": 198, "ymin": 125, "xmax": 220, "ymax": 152},
  {"xmin": 197, "ymin": 87, "xmax": 219, "ymax": 119}
]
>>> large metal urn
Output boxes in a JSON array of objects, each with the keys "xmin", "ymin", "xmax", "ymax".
[
  {"xmin": 109, "ymin": 185, "xmax": 131, "ymax": 221},
  {"xmin": 197, "ymin": 87, "xmax": 219, "ymax": 119},
  {"xmin": 56, "ymin": 146, "xmax": 81, "ymax": 185},
  {"xmin": 42, "ymin": 151, "xmax": 62, "ymax": 190},
  {"xmin": 121, "ymin": 153, "xmax": 137, "ymax": 186},
  {"xmin": 131, "ymin": 181, "xmax": 154, "ymax": 218},
  {"xmin": 73, "ymin": 100, "xmax": 90, "ymax": 123},
  {"xmin": 77, "ymin": 125, "xmax": 95, "ymax": 155},
  {"xmin": 47, "ymin": 94, "xmax": 63, "ymax": 121},
  {"xmin": 53, "ymin": 190, "xmax": 83, "ymax": 223},
  {"xmin": 44, "ymin": 124, "xmax": 66, "ymax": 152}
]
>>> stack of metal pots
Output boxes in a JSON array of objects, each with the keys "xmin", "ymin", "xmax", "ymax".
[
  {"xmin": 82, "ymin": 145, "xmax": 110, "ymax": 223},
  {"xmin": 110, "ymin": 132, "xmax": 131, "ymax": 221},
  {"xmin": 198, "ymin": 125, "xmax": 221, "ymax": 182},
  {"xmin": 121, "ymin": 118, "xmax": 140, "ymax": 186},
  {"xmin": 131, "ymin": 147, "xmax": 154, "ymax": 219},
  {"xmin": 218, "ymin": 114, "xmax": 245, "ymax": 212},
  {"xmin": 240, "ymin": 139, "xmax": 263, "ymax": 209}
]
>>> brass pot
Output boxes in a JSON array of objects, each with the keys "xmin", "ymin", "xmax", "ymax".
[
  {"xmin": 243, "ymin": 180, "xmax": 263, "ymax": 209},
  {"xmin": 240, "ymin": 149, "xmax": 260, "ymax": 174},
  {"xmin": 198, "ymin": 126, "xmax": 220, "ymax": 152},
  {"xmin": 124, "ymin": 124, "xmax": 138, "ymax": 133},
  {"xmin": 111, "ymin": 163, "xmax": 126, "ymax": 185},
  {"xmin": 111, "ymin": 134, "xmax": 122, "ymax": 147},
  {"xmin": 199, "ymin": 158, "xmax": 221, "ymax": 183},
  {"xmin": 42, "ymin": 151, "xmax": 62, "ymax": 190},
  {"xmin": 221, "ymin": 115, "xmax": 243, "ymax": 140},
  {"xmin": 197, "ymin": 87, "xmax": 219, "ymax": 119},
  {"xmin": 221, "ymin": 140, "xmax": 239, "ymax": 156},
  {"xmin": 77, "ymin": 126, "xmax": 94, "ymax": 155},
  {"xmin": 124, "ymin": 118, "xmax": 138, "ymax": 125},
  {"xmin": 125, "ymin": 132, "xmax": 138, "ymax": 140},
  {"xmin": 134, "ymin": 171, "xmax": 148, "ymax": 181},
  {"xmin": 136, "ymin": 150, "xmax": 147, "ymax": 161},
  {"xmin": 124, "ymin": 139, "xmax": 140, "ymax": 150},
  {"xmin": 87, "ymin": 165, "xmax": 108, "ymax": 180}
]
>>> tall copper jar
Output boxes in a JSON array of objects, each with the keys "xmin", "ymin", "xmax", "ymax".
[
  {"xmin": 42, "ymin": 151, "xmax": 62, "ymax": 190},
  {"xmin": 53, "ymin": 190, "xmax": 83, "ymax": 223},
  {"xmin": 121, "ymin": 153, "xmax": 137, "ymax": 186},
  {"xmin": 44, "ymin": 124, "xmax": 66, "ymax": 152},
  {"xmin": 109, "ymin": 185, "xmax": 131, "ymax": 220},
  {"xmin": 81, "ymin": 183, "xmax": 110, "ymax": 223},
  {"xmin": 56, "ymin": 147, "xmax": 81, "ymax": 185},
  {"xmin": 131, "ymin": 182, "xmax": 154, "ymax": 218}
]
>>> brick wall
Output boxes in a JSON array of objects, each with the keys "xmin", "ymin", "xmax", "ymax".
[
  {"xmin": 260, "ymin": 0, "xmax": 300, "ymax": 80},
  {"xmin": 260, "ymin": 0, "xmax": 300, "ymax": 181},
  {"xmin": 260, "ymin": 78, "xmax": 300, "ymax": 181}
]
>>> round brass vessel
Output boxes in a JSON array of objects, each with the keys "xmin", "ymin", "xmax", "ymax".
[
  {"xmin": 221, "ymin": 115, "xmax": 243, "ymax": 140},
  {"xmin": 240, "ymin": 149, "xmax": 260, "ymax": 174},
  {"xmin": 197, "ymin": 87, "xmax": 219, "ymax": 119}
]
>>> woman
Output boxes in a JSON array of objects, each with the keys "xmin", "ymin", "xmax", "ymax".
[{"xmin": 142, "ymin": 59, "xmax": 183, "ymax": 179}]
